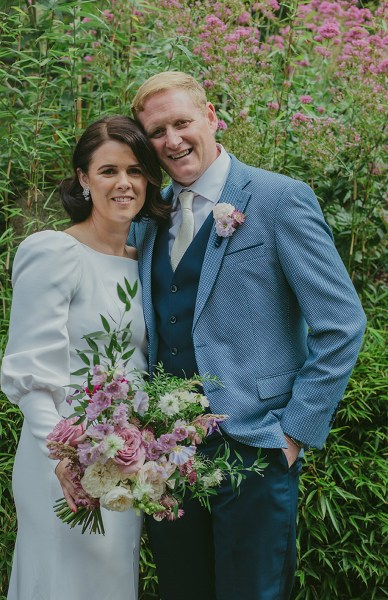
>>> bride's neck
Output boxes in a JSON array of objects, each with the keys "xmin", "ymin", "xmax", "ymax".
[{"xmin": 66, "ymin": 217, "xmax": 131, "ymax": 257}]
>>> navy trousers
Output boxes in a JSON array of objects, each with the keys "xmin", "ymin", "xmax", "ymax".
[{"xmin": 145, "ymin": 433, "xmax": 302, "ymax": 600}]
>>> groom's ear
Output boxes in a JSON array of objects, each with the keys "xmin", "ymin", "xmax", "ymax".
[
  {"xmin": 206, "ymin": 102, "xmax": 218, "ymax": 134},
  {"xmin": 77, "ymin": 168, "xmax": 89, "ymax": 188}
]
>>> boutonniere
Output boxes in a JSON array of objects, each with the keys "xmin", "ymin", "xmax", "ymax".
[{"xmin": 213, "ymin": 203, "xmax": 246, "ymax": 247}]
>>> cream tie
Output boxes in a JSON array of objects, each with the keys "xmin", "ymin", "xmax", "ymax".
[{"xmin": 171, "ymin": 190, "xmax": 195, "ymax": 271}]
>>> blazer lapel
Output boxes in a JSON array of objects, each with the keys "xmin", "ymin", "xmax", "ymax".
[
  {"xmin": 193, "ymin": 158, "xmax": 252, "ymax": 331},
  {"xmin": 141, "ymin": 185, "xmax": 173, "ymax": 370},
  {"xmin": 141, "ymin": 184, "xmax": 173, "ymax": 313}
]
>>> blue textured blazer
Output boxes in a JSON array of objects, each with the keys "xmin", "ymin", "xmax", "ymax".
[{"xmin": 130, "ymin": 155, "xmax": 366, "ymax": 449}]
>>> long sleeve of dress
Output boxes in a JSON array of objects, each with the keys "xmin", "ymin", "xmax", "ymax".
[{"xmin": 1, "ymin": 231, "xmax": 81, "ymax": 456}]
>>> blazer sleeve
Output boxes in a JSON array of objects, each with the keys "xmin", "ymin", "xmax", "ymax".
[
  {"xmin": 1, "ymin": 231, "xmax": 81, "ymax": 456},
  {"xmin": 275, "ymin": 180, "xmax": 366, "ymax": 448}
]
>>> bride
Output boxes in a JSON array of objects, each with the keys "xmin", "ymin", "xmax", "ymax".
[{"xmin": 1, "ymin": 115, "xmax": 169, "ymax": 600}]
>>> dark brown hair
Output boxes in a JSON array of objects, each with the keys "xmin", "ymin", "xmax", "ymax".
[{"xmin": 60, "ymin": 115, "xmax": 169, "ymax": 223}]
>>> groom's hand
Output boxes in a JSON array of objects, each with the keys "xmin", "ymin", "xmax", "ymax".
[
  {"xmin": 282, "ymin": 435, "xmax": 301, "ymax": 468},
  {"xmin": 55, "ymin": 458, "xmax": 78, "ymax": 512}
]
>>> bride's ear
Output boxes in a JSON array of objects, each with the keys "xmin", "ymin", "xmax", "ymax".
[{"xmin": 77, "ymin": 168, "xmax": 89, "ymax": 189}]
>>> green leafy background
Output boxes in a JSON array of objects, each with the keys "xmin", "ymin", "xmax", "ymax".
[{"xmin": 0, "ymin": 1, "xmax": 387, "ymax": 598}]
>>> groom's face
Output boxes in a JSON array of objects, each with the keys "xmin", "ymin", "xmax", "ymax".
[{"xmin": 137, "ymin": 88, "xmax": 219, "ymax": 187}]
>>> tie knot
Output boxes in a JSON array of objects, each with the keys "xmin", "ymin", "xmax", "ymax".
[{"xmin": 179, "ymin": 190, "xmax": 195, "ymax": 210}]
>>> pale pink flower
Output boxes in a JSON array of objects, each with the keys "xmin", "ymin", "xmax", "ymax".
[
  {"xmin": 93, "ymin": 390, "xmax": 112, "ymax": 409},
  {"xmin": 215, "ymin": 216, "xmax": 236, "ymax": 238},
  {"xmin": 300, "ymin": 95, "xmax": 313, "ymax": 104},
  {"xmin": 112, "ymin": 403, "xmax": 128, "ymax": 427},
  {"xmin": 85, "ymin": 401, "xmax": 102, "ymax": 421},
  {"xmin": 169, "ymin": 444, "xmax": 196, "ymax": 466},
  {"xmin": 157, "ymin": 433, "xmax": 179, "ymax": 452},
  {"xmin": 91, "ymin": 365, "xmax": 108, "ymax": 386},
  {"xmin": 88, "ymin": 423, "xmax": 114, "ymax": 440},
  {"xmin": 267, "ymin": 101, "xmax": 280, "ymax": 111},
  {"xmin": 113, "ymin": 425, "xmax": 145, "ymax": 475},
  {"xmin": 77, "ymin": 441, "xmax": 107, "ymax": 466},
  {"xmin": 105, "ymin": 380, "xmax": 129, "ymax": 400},
  {"xmin": 217, "ymin": 120, "xmax": 228, "ymax": 131},
  {"xmin": 145, "ymin": 440, "xmax": 163, "ymax": 461},
  {"xmin": 83, "ymin": 55, "xmax": 93, "ymax": 63},
  {"xmin": 231, "ymin": 210, "xmax": 246, "ymax": 225},
  {"xmin": 141, "ymin": 428, "xmax": 156, "ymax": 445},
  {"xmin": 133, "ymin": 390, "xmax": 149, "ymax": 415},
  {"xmin": 47, "ymin": 417, "xmax": 85, "ymax": 446},
  {"xmin": 173, "ymin": 422, "xmax": 190, "ymax": 441}
]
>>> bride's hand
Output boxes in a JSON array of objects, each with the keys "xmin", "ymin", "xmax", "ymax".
[{"xmin": 55, "ymin": 458, "xmax": 78, "ymax": 512}]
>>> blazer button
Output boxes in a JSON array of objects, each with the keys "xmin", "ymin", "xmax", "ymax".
[
  {"xmin": 170, "ymin": 316, "xmax": 177, "ymax": 324},
  {"xmin": 171, "ymin": 347, "xmax": 178, "ymax": 356},
  {"xmin": 171, "ymin": 285, "xmax": 178, "ymax": 293}
]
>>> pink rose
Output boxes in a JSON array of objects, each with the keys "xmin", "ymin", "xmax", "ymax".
[
  {"xmin": 113, "ymin": 425, "xmax": 145, "ymax": 475},
  {"xmin": 47, "ymin": 417, "xmax": 85, "ymax": 446}
]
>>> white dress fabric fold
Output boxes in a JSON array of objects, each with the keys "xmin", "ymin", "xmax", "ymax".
[{"xmin": 1, "ymin": 230, "xmax": 147, "ymax": 600}]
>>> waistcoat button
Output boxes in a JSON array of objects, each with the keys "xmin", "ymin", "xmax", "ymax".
[
  {"xmin": 170, "ymin": 316, "xmax": 177, "ymax": 324},
  {"xmin": 171, "ymin": 347, "xmax": 178, "ymax": 356},
  {"xmin": 171, "ymin": 284, "xmax": 178, "ymax": 293}
]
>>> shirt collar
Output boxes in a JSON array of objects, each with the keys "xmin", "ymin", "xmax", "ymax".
[{"xmin": 172, "ymin": 144, "xmax": 231, "ymax": 207}]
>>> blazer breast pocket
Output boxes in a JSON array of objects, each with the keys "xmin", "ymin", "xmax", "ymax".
[{"xmin": 223, "ymin": 243, "xmax": 265, "ymax": 264}]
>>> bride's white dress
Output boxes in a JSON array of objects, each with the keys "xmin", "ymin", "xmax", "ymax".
[{"xmin": 1, "ymin": 230, "xmax": 148, "ymax": 600}]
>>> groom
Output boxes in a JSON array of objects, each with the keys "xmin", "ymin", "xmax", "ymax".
[{"xmin": 130, "ymin": 71, "xmax": 366, "ymax": 600}]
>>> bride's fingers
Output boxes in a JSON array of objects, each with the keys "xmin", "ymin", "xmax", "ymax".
[
  {"xmin": 62, "ymin": 486, "xmax": 78, "ymax": 513},
  {"xmin": 55, "ymin": 459, "xmax": 78, "ymax": 511}
]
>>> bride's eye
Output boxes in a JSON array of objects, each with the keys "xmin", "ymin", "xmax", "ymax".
[{"xmin": 128, "ymin": 167, "xmax": 143, "ymax": 176}]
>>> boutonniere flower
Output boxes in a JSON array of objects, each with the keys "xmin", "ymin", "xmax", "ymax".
[{"xmin": 213, "ymin": 203, "xmax": 246, "ymax": 247}]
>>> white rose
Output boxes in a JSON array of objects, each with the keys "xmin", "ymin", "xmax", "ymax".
[
  {"xmin": 81, "ymin": 460, "xmax": 122, "ymax": 498},
  {"xmin": 137, "ymin": 461, "xmax": 167, "ymax": 500},
  {"xmin": 213, "ymin": 203, "xmax": 235, "ymax": 220},
  {"xmin": 100, "ymin": 485, "xmax": 134, "ymax": 511}
]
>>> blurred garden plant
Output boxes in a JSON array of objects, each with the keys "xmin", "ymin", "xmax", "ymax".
[{"xmin": 0, "ymin": 0, "xmax": 386, "ymax": 598}]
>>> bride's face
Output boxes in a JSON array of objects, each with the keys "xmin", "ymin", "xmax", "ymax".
[{"xmin": 78, "ymin": 140, "xmax": 148, "ymax": 225}]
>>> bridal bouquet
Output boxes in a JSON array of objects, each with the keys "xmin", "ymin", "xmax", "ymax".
[{"xmin": 47, "ymin": 279, "xmax": 266, "ymax": 534}]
